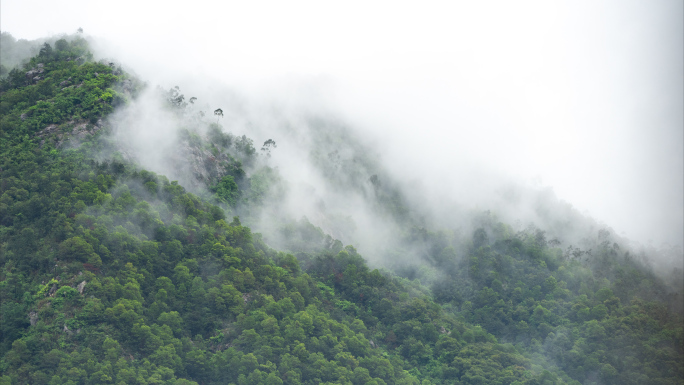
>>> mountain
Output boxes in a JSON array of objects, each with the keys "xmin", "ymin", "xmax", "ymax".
[{"xmin": 0, "ymin": 34, "xmax": 682, "ymax": 385}]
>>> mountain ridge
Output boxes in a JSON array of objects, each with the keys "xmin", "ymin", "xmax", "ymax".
[{"xmin": 0, "ymin": 35, "xmax": 681, "ymax": 385}]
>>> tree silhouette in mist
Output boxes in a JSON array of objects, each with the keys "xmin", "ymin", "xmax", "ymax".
[
  {"xmin": 260, "ymin": 139, "xmax": 277, "ymax": 157},
  {"xmin": 214, "ymin": 108, "xmax": 223, "ymax": 124}
]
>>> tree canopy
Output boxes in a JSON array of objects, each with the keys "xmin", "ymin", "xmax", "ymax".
[{"xmin": 0, "ymin": 36, "xmax": 681, "ymax": 385}]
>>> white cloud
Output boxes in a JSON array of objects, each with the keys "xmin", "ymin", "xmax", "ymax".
[{"xmin": 2, "ymin": 0, "xmax": 682, "ymax": 246}]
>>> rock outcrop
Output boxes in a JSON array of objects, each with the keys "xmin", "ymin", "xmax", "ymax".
[{"xmin": 25, "ymin": 63, "xmax": 45, "ymax": 84}]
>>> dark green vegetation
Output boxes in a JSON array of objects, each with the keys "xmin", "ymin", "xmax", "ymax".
[{"xmin": 1, "ymin": 37, "xmax": 682, "ymax": 385}]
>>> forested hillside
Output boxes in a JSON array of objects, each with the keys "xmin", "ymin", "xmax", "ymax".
[{"xmin": 1, "ymin": 36, "xmax": 682, "ymax": 385}]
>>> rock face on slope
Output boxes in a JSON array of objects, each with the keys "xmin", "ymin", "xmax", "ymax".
[
  {"xmin": 35, "ymin": 120, "xmax": 105, "ymax": 148},
  {"xmin": 25, "ymin": 63, "xmax": 45, "ymax": 84}
]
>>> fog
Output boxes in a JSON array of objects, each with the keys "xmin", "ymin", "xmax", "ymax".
[{"xmin": 2, "ymin": 0, "xmax": 682, "ymax": 253}]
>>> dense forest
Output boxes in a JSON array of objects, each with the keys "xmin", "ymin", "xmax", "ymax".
[{"xmin": 0, "ymin": 34, "xmax": 682, "ymax": 385}]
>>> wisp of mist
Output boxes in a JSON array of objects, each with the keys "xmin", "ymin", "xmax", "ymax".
[{"xmin": 2, "ymin": 0, "xmax": 682, "ymax": 273}]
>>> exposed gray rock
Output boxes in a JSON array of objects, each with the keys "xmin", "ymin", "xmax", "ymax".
[
  {"xmin": 77, "ymin": 281, "xmax": 86, "ymax": 294},
  {"xmin": 119, "ymin": 79, "xmax": 134, "ymax": 94},
  {"xmin": 29, "ymin": 311, "xmax": 38, "ymax": 326},
  {"xmin": 25, "ymin": 67, "xmax": 45, "ymax": 83},
  {"xmin": 34, "ymin": 121, "xmax": 105, "ymax": 148},
  {"xmin": 35, "ymin": 124, "xmax": 60, "ymax": 141}
]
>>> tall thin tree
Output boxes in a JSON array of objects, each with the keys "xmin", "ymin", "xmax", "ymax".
[{"xmin": 214, "ymin": 108, "xmax": 223, "ymax": 124}]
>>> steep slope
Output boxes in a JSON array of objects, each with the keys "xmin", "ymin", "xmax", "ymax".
[
  {"xmin": 0, "ymin": 37, "xmax": 534, "ymax": 385},
  {"xmin": 1, "ymin": 38, "xmax": 682, "ymax": 385}
]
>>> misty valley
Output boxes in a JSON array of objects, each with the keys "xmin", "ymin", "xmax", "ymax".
[{"xmin": 0, "ymin": 33, "xmax": 682, "ymax": 385}]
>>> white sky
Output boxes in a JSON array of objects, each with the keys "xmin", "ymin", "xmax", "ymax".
[{"xmin": 2, "ymin": 0, "xmax": 683, "ymax": 247}]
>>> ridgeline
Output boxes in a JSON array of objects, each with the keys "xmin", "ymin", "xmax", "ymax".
[{"xmin": 1, "ymin": 35, "xmax": 682, "ymax": 385}]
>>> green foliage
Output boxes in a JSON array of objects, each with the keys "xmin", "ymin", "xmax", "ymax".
[
  {"xmin": 211, "ymin": 175, "xmax": 240, "ymax": 206},
  {"xmin": 402, "ymin": 220, "xmax": 684, "ymax": 385},
  {"xmin": 0, "ymin": 37, "xmax": 681, "ymax": 385}
]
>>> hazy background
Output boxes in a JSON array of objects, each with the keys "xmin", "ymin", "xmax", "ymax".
[{"xmin": 2, "ymin": 0, "xmax": 682, "ymax": 248}]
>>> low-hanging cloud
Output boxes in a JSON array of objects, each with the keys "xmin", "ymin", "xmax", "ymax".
[{"xmin": 2, "ymin": 0, "xmax": 682, "ymax": 253}]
